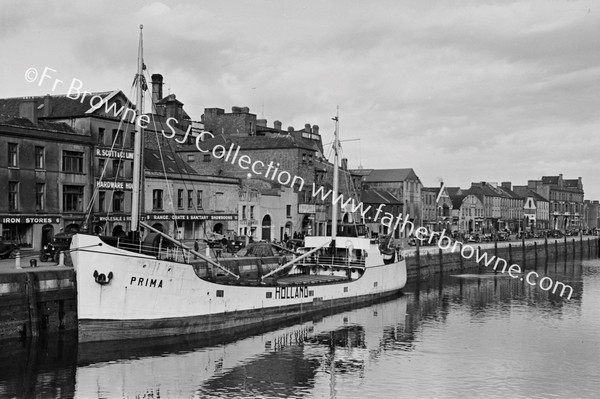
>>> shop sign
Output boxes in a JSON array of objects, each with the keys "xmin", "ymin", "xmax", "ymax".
[
  {"xmin": 96, "ymin": 180, "xmax": 133, "ymax": 190},
  {"xmin": 93, "ymin": 215, "xmax": 132, "ymax": 222},
  {"xmin": 1, "ymin": 215, "xmax": 61, "ymax": 224},
  {"xmin": 298, "ymin": 204, "xmax": 316, "ymax": 214},
  {"xmin": 96, "ymin": 148, "xmax": 134, "ymax": 159},
  {"xmin": 145, "ymin": 214, "xmax": 238, "ymax": 221}
]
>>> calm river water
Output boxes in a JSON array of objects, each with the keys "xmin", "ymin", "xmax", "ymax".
[{"xmin": 1, "ymin": 258, "xmax": 599, "ymax": 398}]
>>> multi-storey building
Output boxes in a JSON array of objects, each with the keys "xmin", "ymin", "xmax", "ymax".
[
  {"xmin": 421, "ymin": 183, "xmax": 452, "ymax": 232},
  {"xmin": 178, "ymin": 106, "xmax": 359, "ymax": 240},
  {"xmin": 513, "ymin": 186, "xmax": 550, "ymax": 230},
  {"xmin": 467, "ymin": 182, "xmax": 503, "ymax": 233},
  {"xmin": 359, "ymin": 189, "xmax": 403, "ymax": 238},
  {"xmin": 0, "ymin": 101, "xmax": 92, "ymax": 250},
  {"xmin": 497, "ymin": 182, "xmax": 524, "ymax": 232},
  {"xmin": 527, "ymin": 174, "xmax": 584, "ymax": 230},
  {"xmin": 583, "ymin": 200, "xmax": 599, "ymax": 230},
  {"xmin": 352, "ymin": 168, "xmax": 423, "ymax": 231},
  {"xmin": 449, "ymin": 193, "xmax": 484, "ymax": 233}
]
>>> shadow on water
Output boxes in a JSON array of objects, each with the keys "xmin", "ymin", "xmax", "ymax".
[{"xmin": 0, "ymin": 258, "xmax": 596, "ymax": 398}]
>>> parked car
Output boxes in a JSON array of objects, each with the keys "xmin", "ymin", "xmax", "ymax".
[{"xmin": 546, "ymin": 229, "xmax": 564, "ymax": 238}]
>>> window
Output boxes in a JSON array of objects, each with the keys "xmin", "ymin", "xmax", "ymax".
[
  {"xmin": 98, "ymin": 128, "xmax": 105, "ymax": 144},
  {"xmin": 112, "ymin": 129, "xmax": 123, "ymax": 146},
  {"xmin": 98, "ymin": 158, "xmax": 106, "ymax": 174},
  {"xmin": 308, "ymin": 154, "xmax": 313, "ymax": 164},
  {"xmin": 216, "ymin": 290, "xmax": 224, "ymax": 297},
  {"xmin": 302, "ymin": 153, "xmax": 307, "ymax": 164},
  {"xmin": 8, "ymin": 143, "xmax": 18, "ymax": 167},
  {"xmin": 35, "ymin": 146, "xmax": 45, "ymax": 169},
  {"xmin": 242, "ymin": 205, "xmax": 247, "ymax": 219},
  {"xmin": 203, "ymin": 154, "xmax": 211, "ymax": 162},
  {"xmin": 286, "ymin": 204, "xmax": 292, "ymax": 218},
  {"xmin": 63, "ymin": 151, "xmax": 84, "ymax": 172},
  {"xmin": 178, "ymin": 189, "xmax": 184, "ymax": 208},
  {"xmin": 197, "ymin": 190, "xmax": 203, "ymax": 208},
  {"xmin": 63, "ymin": 185, "xmax": 83, "ymax": 211},
  {"xmin": 98, "ymin": 191, "xmax": 106, "ymax": 212},
  {"xmin": 250, "ymin": 206, "xmax": 255, "ymax": 219},
  {"xmin": 113, "ymin": 191, "xmax": 124, "ymax": 212},
  {"xmin": 215, "ymin": 193, "xmax": 224, "ymax": 211},
  {"xmin": 187, "ymin": 154, "xmax": 194, "ymax": 162},
  {"xmin": 36, "ymin": 183, "xmax": 45, "ymax": 211},
  {"xmin": 153, "ymin": 189, "xmax": 163, "ymax": 210},
  {"xmin": 9, "ymin": 182, "xmax": 18, "ymax": 211},
  {"xmin": 112, "ymin": 159, "xmax": 123, "ymax": 178},
  {"xmin": 187, "ymin": 190, "xmax": 194, "ymax": 209}
]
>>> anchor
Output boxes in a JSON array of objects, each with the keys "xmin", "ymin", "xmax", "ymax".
[{"xmin": 93, "ymin": 270, "xmax": 114, "ymax": 285}]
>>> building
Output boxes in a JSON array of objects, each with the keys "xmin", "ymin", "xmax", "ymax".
[
  {"xmin": 513, "ymin": 186, "xmax": 550, "ymax": 230},
  {"xmin": 467, "ymin": 182, "xmax": 503, "ymax": 233},
  {"xmin": 359, "ymin": 189, "xmax": 403, "ymax": 238},
  {"xmin": 351, "ymin": 168, "xmax": 423, "ymax": 230},
  {"xmin": 497, "ymin": 182, "xmax": 524, "ymax": 232},
  {"xmin": 421, "ymin": 183, "xmax": 452, "ymax": 232},
  {"xmin": 178, "ymin": 107, "xmax": 360, "ymax": 239},
  {"xmin": 0, "ymin": 104, "xmax": 92, "ymax": 250},
  {"xmin": 583, "ymin": 200, "xmax": 599, "ymax": 230},
  {"xmin": 448, "ymin": 192, "xmax": 484, "ymax": 233},
  {"xmin": 527, "ymin": 174, "xmax": 585, "ymax": 230}
]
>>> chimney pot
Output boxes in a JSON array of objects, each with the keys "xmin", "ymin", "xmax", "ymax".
[
  {"xmin": 312, "ymin": 124, "xmax": 319, "ymax": 135},
  {"xmin": 304, "ymin": 123, "xmax": 311, "ymax": 133}
]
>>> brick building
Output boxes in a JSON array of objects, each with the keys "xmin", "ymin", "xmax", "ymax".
[{"xmin": 527, "ymin": 174, "xmax": 585, "ymax": 230}]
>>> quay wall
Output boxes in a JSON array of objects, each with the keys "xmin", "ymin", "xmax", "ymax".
[
  {"xmin": 404, "ymin": 236, "xmax": 600, "ymax": 282},
  {"xmin": 0, "ymin": 237, "xmax": 598, "ymax": 340}
]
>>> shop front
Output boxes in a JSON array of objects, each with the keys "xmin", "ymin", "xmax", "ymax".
[{"xmin": 0, "ymin": 215, "xmax": 62, "ymax": 250}]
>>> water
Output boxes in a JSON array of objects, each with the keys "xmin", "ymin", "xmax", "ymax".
[{"xmin": 1, "ymin": 258, "xmax": 599, "ymax": 398}]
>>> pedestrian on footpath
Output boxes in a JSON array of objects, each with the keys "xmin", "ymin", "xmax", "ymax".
[{"xmin": 194, "ymin": 239, "xmax": 199, "ymax": 259}]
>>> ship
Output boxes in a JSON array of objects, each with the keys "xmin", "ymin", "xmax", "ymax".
[{"xmin": 70, "ymin": 26, "xmax": 407, "ymax": 343}]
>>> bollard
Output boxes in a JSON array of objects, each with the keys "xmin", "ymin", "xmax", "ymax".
[
  {"xmin": 58, "ymin": 251, "xmax": 65, "ymax": 267},
  {"xmin": 15, "ymin": 250, "xmax": 21, "ymax": 269}
]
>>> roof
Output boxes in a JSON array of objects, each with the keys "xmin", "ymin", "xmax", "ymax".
[
  {"xmin": 0, "ymin": 91, "xmax": 127, "ymax": 119},
  {"xmin": 528, "ymin": 190, "xmax": 549, "ymax": 202},
  {"xmin": 177, "ymin": 134, "xmax": 321, "ymax": 153},
  {"xmin": 541, "ymin": 176, "xmax": 560, "ymax": 185},
  {"xmin": 0, "ymin": 115, "xmax": 77, "ymax": 134},
  {"xmin": 360, "ymin": 189, "xmax": 402, "ymax": 205},
  {"xmin": 144, "ymin": 148, "xmax": 198, "ymax": 175},
  {"xmin": 449, "ymin": 194, "xmax": 467, "ymax": 209},
  {"xmin": 357, "ymin": 168, "xmax": 420, "ymax": 183}
]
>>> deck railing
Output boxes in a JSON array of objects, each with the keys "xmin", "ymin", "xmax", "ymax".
[{"xmin": 299, "ymin": 254, "xmax": 366, "ymax": 268}]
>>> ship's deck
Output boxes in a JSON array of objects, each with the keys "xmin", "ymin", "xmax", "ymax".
[{"xmin": 276, "ymin": 274, "xmax": 350, "ymax": 285}]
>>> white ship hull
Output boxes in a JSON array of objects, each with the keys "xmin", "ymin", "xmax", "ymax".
[{"xmin": 71, "ymin": 233, "xmax": 407, "ymax": 342}]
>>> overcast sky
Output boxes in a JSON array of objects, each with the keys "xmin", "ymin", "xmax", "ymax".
[{"xmin": 2, "ymin": 0, "xmax": 599, "ymax": 199}]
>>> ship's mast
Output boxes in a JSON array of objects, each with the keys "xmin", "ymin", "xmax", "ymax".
[
  {"xmin": 331, "ymin": 107, "xmax": 340, "ymax": 242},
  {"xmin": 131, "ymin": 25, "xmax": 144, "ymax": 232}
]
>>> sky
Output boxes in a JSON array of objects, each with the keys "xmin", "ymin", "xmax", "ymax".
[{"xmin": 2, "ymin": 0, "xmax": 599, "ymax": 199}]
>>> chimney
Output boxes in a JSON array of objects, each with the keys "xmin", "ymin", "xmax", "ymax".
[
  {"xmin": 304, "ymin": 123, "xmax": 312, "ymax": 133},
  {"xmin": 43, "ymin": 94, "xmax": 52, "ymax": 117},
  {"xmin": 501, "ymin": 181, "xmax": 512, "ymax": 190},
  {"xmin": 256, "ymin": 119, "xmax": 267, "ymax": 127},
  {"xmin": 287, "ymin": 126, "xmax": 294, "ymax": 133},
  {"xmin": 151, "ymin": 74, "xmax": 163, "ymax": 105},
  {"xmin": 19, "ymin": 98, "xmax": 38, "ymax": 123},
  {"xmin": 312, "ymin": 124, "xmax": 319, "ymax": 135},
  {"xmin": 273, "ymin": 120, "xmax": 282, "ymax": 130},
  {"xmin": 165, "ymin": 94, "xmax": 183, "ymax": 121},
  {"xmin": 241, "ymin": 106, "xmax": 250, "ymax": 113},
  {"xmin": 232, "ymin": 106, "xmax": 243, "ymax": 113}
]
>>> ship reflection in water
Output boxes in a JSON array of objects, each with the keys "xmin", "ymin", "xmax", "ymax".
[{"xmin": 1, "ymin": 258, "xmax": 600, "ymax": 398}]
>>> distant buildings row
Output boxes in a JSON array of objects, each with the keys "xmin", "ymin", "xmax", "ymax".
[{"xmin": 0, "ymin": 73, "xmax": 598, "ymax": 251}]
